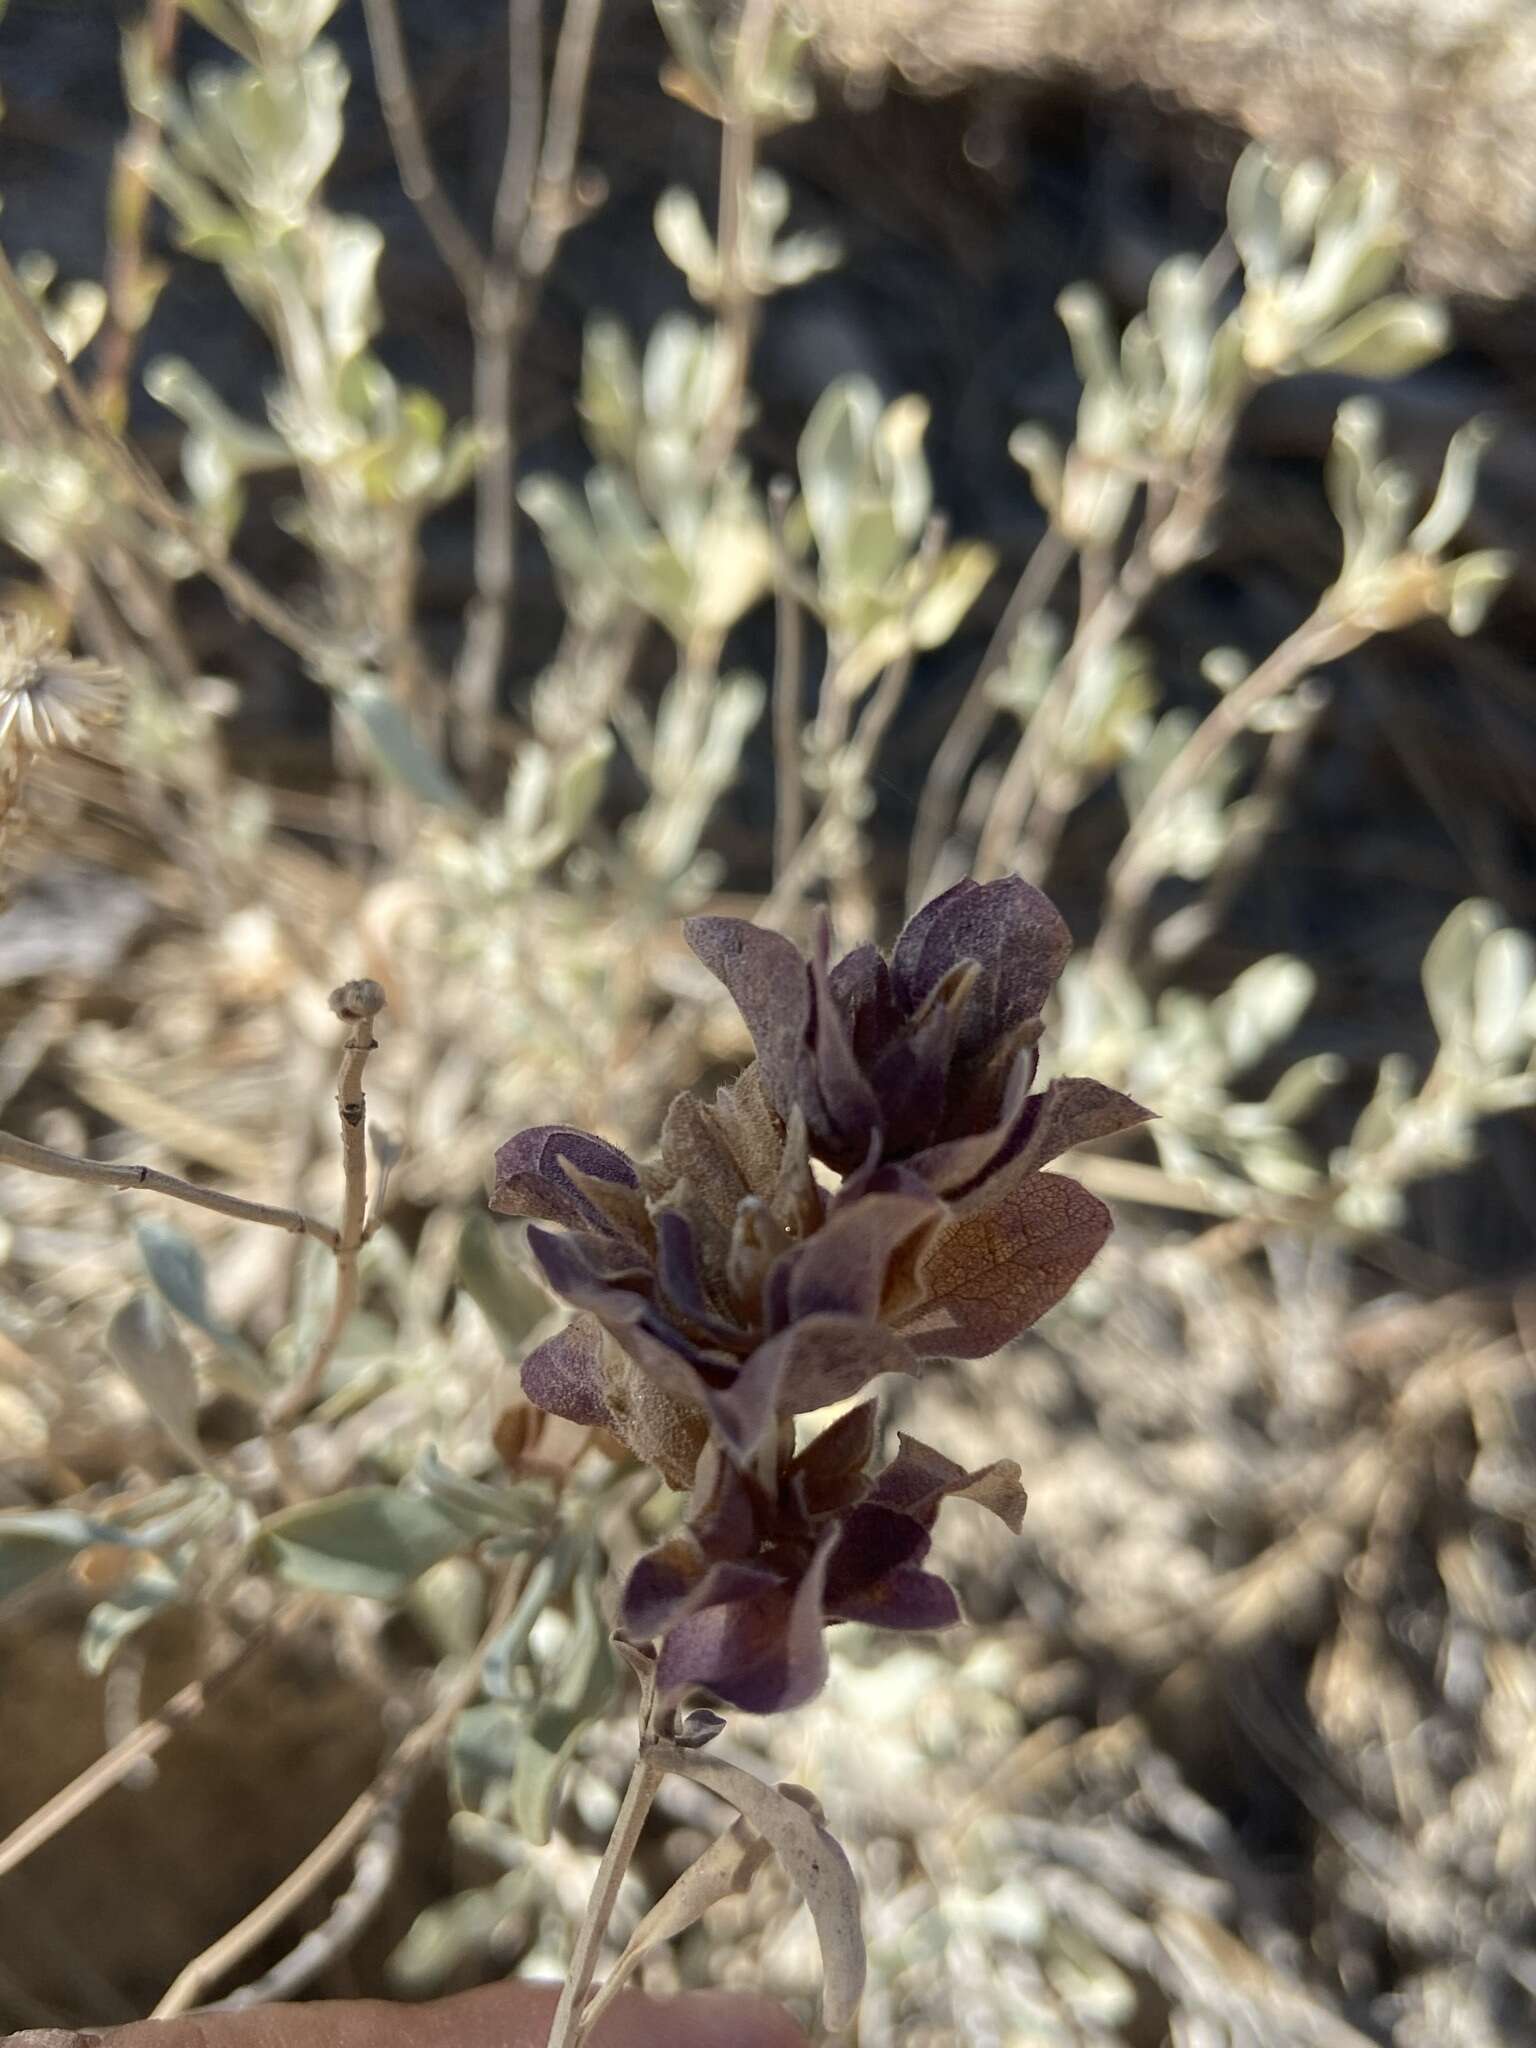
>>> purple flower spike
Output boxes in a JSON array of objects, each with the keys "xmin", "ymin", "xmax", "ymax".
[{"xmin": 496, "ymin": 875, "xmax": 1149, "ymax": 1712}]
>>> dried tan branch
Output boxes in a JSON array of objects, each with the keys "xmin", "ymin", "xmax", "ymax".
[
  {"xmin": 0, "ymin": 1130, "xmax": 341, "ymax": 1251},
  {"xmin": 360, "ymin": 0, "xmax": 488, "ymax": 306},
  {"xmin": 452, "ymin": 0, "xmax": 607, "ymax": 773},
  {"xmin": 0, "ymin": 1613, "xmax": 291, "ymax": 1884},
  {"xmin": 152, "ymin": 1560, "xmax": 526, "ymax": 2018},
  {"xmin": 906, "ymin": 523, "xmax": 1073, "ymax": 910},
  {"xmin": 267, "ymin": 980, "xmax": 387, "ymax": 1429},
  {"xmin": 1094, "ymin": 611, "xmax": 1367, "ymax": 967},
  {"xmin": 0, "ymin": 242, "xmax": 338, "ymax": 674}
]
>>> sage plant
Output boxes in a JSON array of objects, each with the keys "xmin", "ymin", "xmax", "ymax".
[{"xmin": 493, "ymin": 876, "xmax": 1147, "ymax": 2037}]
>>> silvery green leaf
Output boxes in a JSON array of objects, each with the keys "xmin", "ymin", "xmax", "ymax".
[
  {"xmin": 1300, "ymin": 296, "xmax": 1448, "ymax": 377},
  {"xmin": 1422, "ymin": 899, "xmax": 1497, "ymax": 1047},
  {"xmin": 136, "ymin": 1220, "xmax": 270, "ymax": 1391},
  {"xmin": 519, "ymin": 474, "xmax": 611, "ymax": 607},
  {"xmin": 656, "ymin": 1748, "xmax": 865, "ymax": 2033},
  {"xmin": 409, "ymin": 1557, "xmax": 487, "ymax": 1662},
  {"xmin": 450, "ymin": 1700, "xmax": 525, "ymax": 1816},
  {"xmin": 387, "ymin": 1871, "xmax": 530, "ymax": 1993},
  {"xmin": 1265, "ymin": 1052, "xmax": 1345, "ymax": 1124},
  {"xmin": 482, "ymin": 1536, "xmax": 582, "ymax": 1699},
  {"xmin": 653, "ymin": 0, "xmax": 721, "ymax": 111},
  {"xmin": 1410, "ymin": 417, "xmax": 1492, "ymax": 556},
  {"xmin": 1227, "ymin": 145, "xmax": 1285, "ymax": 281},
  {"xmin": 457, "ymin": 1212, "xmax": 552, "ymax": 1349},
  {"xmin": 259, "ymin": 1486, "xmax": 469, "ymax": 1601},
  {"xmin": 909, "ymin": 542, "xmax": 996, "ymax": 651},
  {"xmin": 0, "ymin": 1510, "xmax": 131, "ymax": 1602},
  {"xmin": 654, "ymin": 187, "xmax": 721, "ymax": 300},
  {"xmin": 1216, "ymin": 956, "xmax": 1314, "ymax": 1071},
  {"xmin": 1056, "ymin": 285, "xmax": 1118, "ymax": 391},
  {"xmin": 317, "ymin": 216, "xmax": 384, "ymax": 363},
  {"xmin": 509, "ymin": 1567, "xmax": 620, "ymax": 1845},
  {"xmin": 81, "ymin": 1559, "xmax": 182, "ymax": 1676},
  {"xmin": 579, "ymin": 318, "xmax": 642, "ymax": 466},
  {"xmin": 412, "ymin": 1446, "xmax": 550, "ymax": 1538},
  {"xmin": 1445, "ymin": 551, "xmax": 1513, "ymax": 636},
  {"xmin": 767, "ymin": 227, "xmax": 841, "ymax": 291},
  {"xmin": 799, "ymin": 377, "xmax": 879, "ymax": 568},
  {"xmin": 1007, "ymin": 423, "xmax": 1062, "ymax": 516},
  {"xmin": 1200, "ymin": 647, "xmax": 1251, "ymax": 694},
  {"xmin": 107, "ymin": 1293, "xmax": 202, "ymax": 1467},
  {"xmin": 877, "ymin": 394, "xmax": 933, "ymax": 546},
  {"xmin": 344, "ymin": 684, "xmax": 469, "ymax": 809},
  {"xmin": 1472, "ymin": 927, "xmax": 1535, "ymax": 1064}
]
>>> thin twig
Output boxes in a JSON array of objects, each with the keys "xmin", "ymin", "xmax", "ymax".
[
  {"xmin": 760, "ymin": 519, "xmax": 948, "ymax": 930},
  {"xmin": 0, "ymin": 239, "xmax": 337, "ymax": 672},
  {"xmin": 1095, "ymin": 612, "xmax": 1366, "ymax": 967},
  {"xmin": 153, "ymin": 1560, "xmax": 527, "ymax": 2018},
  {"xmin": 548, "ymin": 1735, "xmax": 666, "ymax": 2048},
  {"xmin": 695, "ymin": 0, "xmax": 776, "ymax": 480},
  {"xmin": 971, "ymin": 520, "xmax": 1165, "ymax": 885},
  {"xmin": 451, "ymin": 0, "xmax": 606, "ymax": 773},
  {"xmin": 94, "ymin": 0, "xmax": 182, "ymax": 433},
  {"xmin": 1149, "ymin": 676, "xmax": 1332, "ymax": 972},
  {"xmin": 207, "ymin": 1803, "xmax": 405, "ymax": 2011},
  {"xmin": 267, "ymin": 980, "xmax": 386, "ymax": 1429},
  {"xmin": 360, "ymin": 0, "xmax": 487, "ymax": 306},
  {"xmin": 0, "ymin": 1614, "xmax": 286, "ymax": 1884},
  {"xmin": 769, "ymin": 477, "xmax": 805, "ymax": 886},
  {"xmin": 906, "ymin": 523, "xmax": 1073, "ymax": 911},
  {"xmin": 0, "ymin": 1130, "xmax": 340, "ymax": 1251}
]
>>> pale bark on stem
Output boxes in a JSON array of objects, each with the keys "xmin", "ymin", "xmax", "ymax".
[
  {"xmin": 547, "ymin": 1743, "xmax": 666, "ymax": 2048},
  {"xmin": 906, "ymin": 523, "xmax": 1073, "ymax": 911},
  {"xmin": 0, "ymin": 242, "xmax": 336, "ymax": 672},
  {"xmin": 0, "ymin": 1608, "xmax": 299, "ymax": 1884},
  {"xmin": 769, "ymin": 478, "xmax": 805, "ymax": 885},
  {"xmin": 153, "ymin": 1562, "xmax": 527, "ymax": 2017},
  {"xmin": 94, "ymin": 0, "xmax": 182, "ymax": 433},
  {"xmin": 1094, "ymin": 611, "xmax": 1367, "ymax": 968},
  {"xmin": 972, "ymin": 525, "xmax": 1163, "ymax": 883},
  {"xmin": 761, "ymin": 520, "xmax": 947, "ymax": 930},
  {"xmin": 451, "ymin": 0, "xmax": 605, "ymax": 774},
  {"xmin": 0, "ymin": 1130, "xmax": 340, "ymax": 1250},
  {"xmin": 266, "ymin": 982, "xmax": 386, "ymax": 1430},
  {"xmin": 361, "ymin": 0, "xmax": 488, "ymax": 307}
]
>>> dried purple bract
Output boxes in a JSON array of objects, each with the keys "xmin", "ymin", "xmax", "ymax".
[{"xmin": 492, "ymin": 877, "xmax": 1147, "ymax": 1710}]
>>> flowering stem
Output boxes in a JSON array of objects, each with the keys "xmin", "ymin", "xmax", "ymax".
[{"xmin": 546, "ymin": 1737, "xmax": 665, "ymax": 2048}]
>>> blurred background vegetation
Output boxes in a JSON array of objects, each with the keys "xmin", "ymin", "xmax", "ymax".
[{"xmin": 1, "ymin": 2, "xmax": 1533, "ymax": 2043}]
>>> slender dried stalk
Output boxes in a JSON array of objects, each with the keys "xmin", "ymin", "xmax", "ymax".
[
  {"xmin": 761, "ymin": 519, "xmax": 948, "ymax": 930},
  {"xmin": 209, "ymin": 1805, "xmax": 405, "ymax": 2012},
  {"xmin": 906, "ymin": 523, "xmax": 1073, "ymax": 909},
  {"xmin": 0, "ymin": 1130, "xmax": 340, "ymax": 1250},
  {"xmin": 1150, "ymin": 676, "xmax": 1332, "ymax": 971},
  {"xmin": 695, "ymin": 0, "xmax": 777, "ymax": 480},
  {"xmin": 153, "ymin": 1562, "xmax": 526, "ymax": 2017},
  {"xmin": 0, "ymin": 242, "xmax": 337, "ymax": 673},
  {"xmin": 452, "ymin": 0, "xmax": 606, "ymax": 773},
  {"xmin": 971, "ymin": 522, "xmax": 1165, "ymax": 884},
  {"xmin": 267, "ymin": 981, "xmax": 386, "ymax": 1429},
  {"xmin": 360, "ymin": 0, "xmax": 487, "ymax": 306},
  {"xmin": 769, "ymin": 477, "xmax": 805, "ymax": 885},
  {"xmin": 1094, "ymin": 611, "xmax": 1367, "ymax": 967},
  {"xmin": 547, "ymin": 1740, "xmax": 666, "ymax": 2048},
  {"xmin": 0, "ymin": 1613, "xmax": 290, "ymax": 1884},
  {"xmin": 94, "ymin": 0, "xmax": 182, "ymax": 433}
]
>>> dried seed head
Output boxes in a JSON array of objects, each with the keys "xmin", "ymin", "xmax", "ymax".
[
  {"xmin": 328, "ymin": 978, "xmax": 387, "ymax": 1022},
  {"xmin": 0, "ymin": 614, "xmax": 123, "ymax": 760}
]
